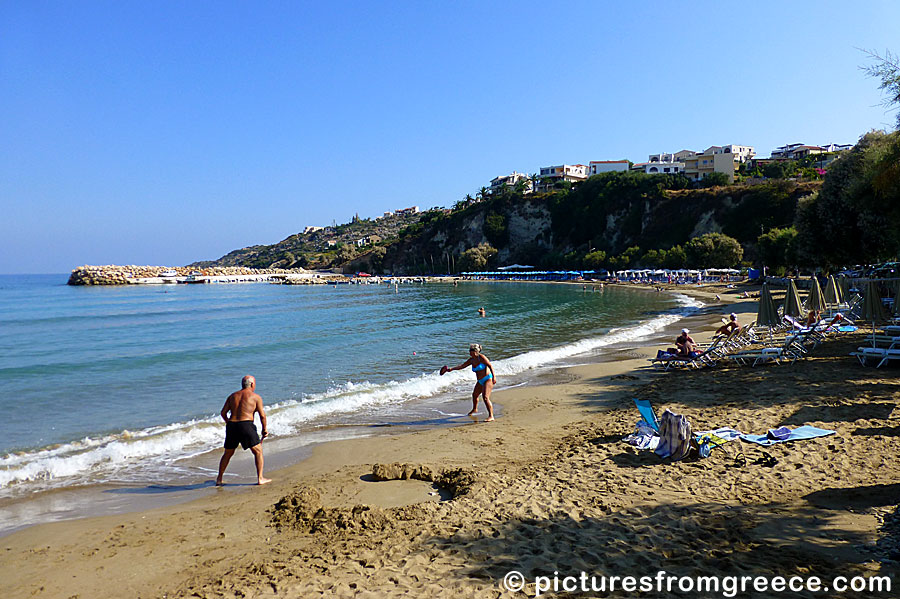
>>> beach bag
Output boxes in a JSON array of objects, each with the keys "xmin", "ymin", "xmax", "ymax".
[{"xmin": 655, "ymin": 409, "xmax": 692, "ymax": 461}]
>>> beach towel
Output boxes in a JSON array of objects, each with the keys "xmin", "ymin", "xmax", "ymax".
[
  {"xmin": 655, "ymin": 409, "xmax": 692, "ymax": 460},
  {"xmin": 622, "ymin": 421, "xmax": 660, "ymax": 450},
  {"xmin": 694, "ymin": 427, "xmax": 743, "ymax": 446},
  {"xmin": 739, "ymin": 425, "xmax": 835, "ymax": 447}
]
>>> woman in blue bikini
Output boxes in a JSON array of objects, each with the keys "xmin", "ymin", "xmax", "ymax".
[{"xmin": 441, "ymin": 343, "xmax": 496, "ymax": 421}]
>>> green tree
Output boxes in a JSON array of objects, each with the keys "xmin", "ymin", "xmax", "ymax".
[
  {"xmin": 458, "ymin": 243, "xmax": 498, "ymax": 271},
  {"xmin": 684, "ymin": 233, "xmax": 743, "ymax": 268},
  {"xmin": 699, "ymin": 171, "xmax": 730, "ymax": 187},
  {"xmin": 514, "ymin": 178, "xmax": 531, "ymax": 194},
  {"xmin": 641, "ymin": 248, "xmax": 667, "ymax": 268},
  {"xmin": 583, "ymin": 250, "xmax": 607, "ymax": 270},
  {"xmin": 863, "ymin": 49, "xmax": 900, "ymax": 129},
  {"xmin": 663, "ymin": 245, "xmax": 687, "ymax": 269},
  {"xmin": 763, "ymin": 161, "xmax": 797, "ymax": 179},
  {"xmin": 608, "ymin": 246, "xmax": 642, "ymax": 269},
  {"xmin": 484, "ymin": 212, "xmax": 509, "ymax": 248},
  {"xmin": 793, "ymin": 131, "xmax": 900, "ymax": 266},
  {"xmin": 756, "ymin": 227, "xmax": 798, "ymax": 270}
]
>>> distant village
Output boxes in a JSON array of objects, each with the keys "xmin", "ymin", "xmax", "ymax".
[{"xmin": 300, "ymin": 141, "xmax": 851, "ymax": 251}]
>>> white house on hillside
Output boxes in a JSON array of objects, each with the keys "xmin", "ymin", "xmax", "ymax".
[
  {"xmin": 589, "ymin": 160, "xmax": 629, "ymax": 175},
  {"xmin": 716, "ymin": 144, "xmax": 755, "ymax": 163},
  {"xmin": 642, "ymin": 152, "xmax": 686, "ymax": 175},
  {"xmin": 772, "ymin": 143, "xmax": 852, "ymax": 159},
  {"xmin": 536, "ymin": 164, "xmax": 588, "ymax": 192},
  {"xmin": 771, "ymin": 143, "xmax": 805, "ymax": 159},
  {"xmin": 489, "ymin": 171, "xmax": 532, "ymax": 193}
]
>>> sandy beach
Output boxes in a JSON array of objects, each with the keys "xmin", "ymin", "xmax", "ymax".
[{"xmin": 2, "ymin": 283, "xmax": 898, "ymax": 598}]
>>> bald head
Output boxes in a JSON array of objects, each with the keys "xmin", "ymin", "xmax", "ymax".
[{"xmin": 241, "ymin": 375, "xmax": 256, "ymax": 389}]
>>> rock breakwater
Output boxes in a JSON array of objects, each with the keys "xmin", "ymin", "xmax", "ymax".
[{"xmin": 67, "ymin": 265, "xmax": 310, "ymax": 286}]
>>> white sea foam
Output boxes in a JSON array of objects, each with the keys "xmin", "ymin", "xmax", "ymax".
[{"xmin": 0, "ymin": 299, "xmax": 701, "ymax": 494}]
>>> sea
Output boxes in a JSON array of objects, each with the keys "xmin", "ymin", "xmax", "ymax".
[{"xmin": 0, "ymin": 274, "xmax": 704, "ymax": 534}]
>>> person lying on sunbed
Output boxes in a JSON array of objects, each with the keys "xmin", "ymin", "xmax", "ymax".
[
  {"xmin": 675, "ymin": 328, "xmax": 700, "ymax": 358},
  {"xmin": 714, "ymin": 313, "xmax": 741, "ymax": 336}
]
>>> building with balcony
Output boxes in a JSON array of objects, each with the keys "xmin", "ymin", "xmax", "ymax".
[
  {"xmin": 790, "ymin": 145, "xmax": 826, "ymax": 160},
  {"xmin": 682, "ymin": 149, "xmax": 737, "ymax": 183},
  {"xmin": 641, "ymin": 152, "xmax": 691, "ymax": 175},
  {"xmin": 489, "ymin": 171, "xmax": 532, "ymax": 193},
  {"xmin": 716, "ymin": 144, "xmax": 755, "ymax": 163},
  {"xmin": 536, "ymin": 164, "xmax": 589, "ymax": 192}
]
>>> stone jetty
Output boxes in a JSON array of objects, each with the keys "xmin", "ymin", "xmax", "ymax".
[{"xmin": 67, "ymin": 265, "xmax": 319, "ymax": 286}]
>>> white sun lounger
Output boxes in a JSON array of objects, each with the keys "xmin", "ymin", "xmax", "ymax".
[{"xmin": 851, "ymin": 347, "xmax": 900, "ymax": 368}]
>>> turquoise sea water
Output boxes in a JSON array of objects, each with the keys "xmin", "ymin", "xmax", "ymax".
[{"xmin": 0, "ymin": 274, "xmax": 701, "ymax": 503}]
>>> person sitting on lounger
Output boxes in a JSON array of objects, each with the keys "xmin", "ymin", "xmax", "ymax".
[
  {"xmin": 675, "ymin": 328, "xmax": 699, "ymax": 358},
  {"xmin": 715, "ymin": 313, "xmax": 741, "ymax": 336},
  {"xmin": 805, "ymin": 310, "xmax": 821, "ymax": 326}
]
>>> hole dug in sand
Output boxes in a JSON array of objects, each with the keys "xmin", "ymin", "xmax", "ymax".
[{"xmin": 270, "ymin": 464, "xmax": 476, "ymax": 534}]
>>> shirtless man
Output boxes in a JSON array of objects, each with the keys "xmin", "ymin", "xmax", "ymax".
[
  {"xmin": 715, "ymin": 313, "xmax": 741, "ymax": 336},
  {"xmin": 216, "ymin": 375, "xmax": 271, "ymax": 486},
  {"xmin": 675, "ymin": 328, "xmax": 699, "ymax": 357}
]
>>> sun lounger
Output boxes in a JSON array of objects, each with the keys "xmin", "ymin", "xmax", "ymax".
[
  {"xmin": 724, "ymin": 341, "xmax": 790, "ymax": 367},
  {"xmin": 650, "ymin": 336, "xmax": 722, "ymax": 371},
  {"xmin": 850, "ymin": 347, "xmax": 900, "ymax": 367},
  {"xmin": 867, "ymin": 335, "xmax": 900, "ymax": 349},
  {"xmin": 724, "ymin": 327, "xmax": 820, "ymax": 366}
]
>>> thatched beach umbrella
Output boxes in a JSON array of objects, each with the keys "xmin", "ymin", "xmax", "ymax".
[
  {"xmin": 782, "ymin": 279, "xmax": 804, "ymax": 319},
  {"xmin": 862, "ymin": 281, "xmax": 889, "ymax": 341},
  {"xmin": 756, "ymin": 283, "xmax": 781, "ymax": 327},
  {"xmin": 824, "ymin": 275, "xmax": 843, "ymax": 306},
  {"xmin": 804, "ymin": 277, "xmax": 827, "ymax": 313},
  {"xmin": 893, "ymin": 279, "xmax": 900, "ymax": 318},
  {"xmin": 839, "ymin": 277, "xmax": 852, "ymax": 302}
]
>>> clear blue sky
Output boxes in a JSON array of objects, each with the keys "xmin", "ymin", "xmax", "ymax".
[{"xmin": 2, "ymin": 1, "xmax": 898, "ymax": 274}]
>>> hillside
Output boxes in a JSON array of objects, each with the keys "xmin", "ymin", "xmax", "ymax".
[
  {"xmin": 193, "ymin": 175, "xmax": 822, "ymax": 275},
  {"xmin": 355, "ymin": 177, "xmax": 822, "ymax": 275},
  {"xmin": 190, "ymin": 210, "xmax": 426, "ymax": 270}
]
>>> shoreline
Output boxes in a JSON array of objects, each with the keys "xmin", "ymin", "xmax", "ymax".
[
  {"xmin": 8, "ymin": 282, "xmax": 895, "ymax": 597},
  {"xmin": 0, "ymin": 280, "xmax": 717, "ymax": 536}
]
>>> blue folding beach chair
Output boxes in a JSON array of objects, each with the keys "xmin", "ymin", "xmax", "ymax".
[
  {"xmin": 632, "ymin": 398, "xmax": 723, "ymax": 458},
  {"xmin": 634, "ymin": 397, "xmax": 660, "ymax": 432}
]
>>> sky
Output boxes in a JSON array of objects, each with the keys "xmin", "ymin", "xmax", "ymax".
[{"xmin": 2, "ymin": 1, "xmax": 899, "ymax": 274}]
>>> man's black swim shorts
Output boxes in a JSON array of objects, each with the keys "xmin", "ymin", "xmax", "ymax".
[{"xmin": 224, "ymin": 420, "xmax": 261, "ymax": 450}]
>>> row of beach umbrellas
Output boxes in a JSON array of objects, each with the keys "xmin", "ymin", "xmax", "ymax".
[{"xmin": 757, "ymin": 276, "xmax": 899, "ymax": 329}]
